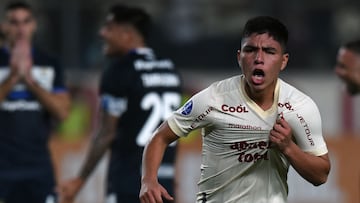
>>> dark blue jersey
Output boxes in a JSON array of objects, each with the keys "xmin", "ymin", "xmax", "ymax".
[
  {"xmin": 0, "ymin": 47, "xmax": 66, "ymax": 177},
  {"xmin": 100, "ymin": 48, "xmax": 182, "ymax": 195}
]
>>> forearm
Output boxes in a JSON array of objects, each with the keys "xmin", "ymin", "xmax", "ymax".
[
  {"xmin": 283, "ymin": 142, "xmax": 330, "ymax": 186},
  {"xmin": 142, "ymin": 122, "xmax": 179, "ymax": 182},
  {"xmin": 142, "ymin": 136, "xmax": 169, "ymax": 182},
  {"xmin": 0, "ymin": 74, "xmax": 19, "ymax": 102},
  {"xmin": 79, "ymin": 129, "xmax": 114, "ymax": 180},
  {"xmin": 26, "ymin": 80, "xmax": 70, "ymax": 121}
]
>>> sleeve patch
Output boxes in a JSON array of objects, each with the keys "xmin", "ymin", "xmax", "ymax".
[{"xmin": 101, "ymin": 94, "xmax": 128, "ymax": 117}]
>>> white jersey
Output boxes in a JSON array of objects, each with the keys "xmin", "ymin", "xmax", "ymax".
[{"xmin": 168, "ymin": 75, "xmax": 328, "ymax": 203}]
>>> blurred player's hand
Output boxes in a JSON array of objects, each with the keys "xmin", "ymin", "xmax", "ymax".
[
  {"xmin": 140, "ymin": 179, "xmax": 174, "ymax": 203},
  {"xmin": 269, "ymin": 118, "xmax": 294, "ymax": 153},
  {"xmin": 56, "ymin": 177, "xmax": 84, "ymax": 203},
  {"xmin": 335, "ymin": 66, "xmax": 360, "ymax": 93},
  {"xmin": 10, "ymin": 39, "xmax": 33, "ymax": 81}
]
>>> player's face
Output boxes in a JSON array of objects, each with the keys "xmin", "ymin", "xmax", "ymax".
[
  {"xmin": 3, "ymin": 8, "xmax": 36, "ymax": 44},
  {"xmin": 335, "ymin": 48, "xmax": 360, "ymax": 94},
  {"xmin": 99, "ymin": 15, "xmax": 130, "ymax": 56},
  {"xmin": 238, "ymin": 33, "xmax": 289, "ymax": 93}
]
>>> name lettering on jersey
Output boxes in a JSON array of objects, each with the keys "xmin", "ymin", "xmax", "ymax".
[
  {"xmin": 230, "ymin": 141, "xmax": 270, "ymax": 163},
  {"xmin": 278, "ymin": 101, "xmax": 294, "ymax": 111},
  {"xmin": 189, "ymin": 106, "xmax": 214, "ymax": 129},
  {"xmin": 221, "ymin": 104, "xmax": 248, "ymax": 113},
  {"xmin": 296, "ymin": 114, "xmax": 315, "ymax": 146},
  {"xmin": 134, "ymin": 59, "xmax": 174, "ymax": 71},
  {"xmin": 141, "ymin": 73, "xmax": 180, "ymax": 87},
  {"xmin": 228, "ymin": 123, "xmax": 262, "ymax": 130},
  {"xmin": 0, "ymin": 100, "xmax": 41, "ymax": 111}
]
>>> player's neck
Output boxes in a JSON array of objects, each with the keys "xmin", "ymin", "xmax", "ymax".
[{"xmin": 244, "ymin": 83, "xmax": 275, "ymax": 111}]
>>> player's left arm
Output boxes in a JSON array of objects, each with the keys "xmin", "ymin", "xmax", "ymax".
[
  {"xmin": 24, "ymin": 79, "xmax": 70, "ymax": 121},
  {"xmin": 23, "ymin": 60, "xmax": 70, "ymax": 121},
  {"xmin": 270, "ymin": 99, "xmax": 330, "ymax": 186}
]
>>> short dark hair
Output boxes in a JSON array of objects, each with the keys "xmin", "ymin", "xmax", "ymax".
[
  {"xmin": 342, "ymin": 39, "xmax": 360, "ymax": 55},
  {"xmin": 242, "ymin": 16, "xmax": 288, "ymax": 53},
  {"xmin": 5, "ymin": 1, "xmax": 33, "ymax": 13},
  {"xmin": 109, "ymin": 4, "xmax": 152, "ymax": 39}
]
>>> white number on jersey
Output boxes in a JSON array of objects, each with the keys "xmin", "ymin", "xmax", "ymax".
[{"xmin": 137, "ymin": 92, "xmax": 181, "ymax": 146}]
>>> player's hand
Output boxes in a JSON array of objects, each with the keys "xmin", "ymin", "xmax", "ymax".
[
  {"xmin": 10, "ymin": 39, "xmax": 33, "ymax": 80},
  {"xmin": 269, "ymin": 118, "xmax": 294, "ymax": 153},
  {"xmin": 56, "ymin": 177, "xmax": 84, "ymax": 203},
  {"xmin": 140, "ymin": 179, "xmax": 174, "ymax": 203}
]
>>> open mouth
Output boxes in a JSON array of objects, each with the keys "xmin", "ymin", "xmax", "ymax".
[
  {"xmin": 253, "ymin": 69, "xmax": 265, "ymax": 77},
  {"xmin": 251, "ymin": 69, "xmax": 265, "ymax": 85}
]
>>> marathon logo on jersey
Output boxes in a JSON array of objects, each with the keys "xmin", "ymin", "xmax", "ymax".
[
  {"xmin": 228, "ymin": 123, "xmax": 262, "ymax": 130},
  {"xmin": 221, "ymin": 104, "xmax": 249, "ymax": 113},
  {"xmin": 230, "ymin": 141, "xmax": 270, "ymax": 163},
  {"xmin": 181, "ymin": 100, "xmax": 193, "ymax": 115},
  {"xmin": 296, "ymin": 113, "xmax": 315, "ymax": 146}
]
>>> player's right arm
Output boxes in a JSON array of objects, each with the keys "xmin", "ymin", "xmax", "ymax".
[
  {"xmin": 57, "ymin": 109, "xmax": 118, "ymax": 203},
  {"xmin": 0, "ymin": 40, "xmax": 27, "ymax": 102},
  {"xmin": 140, "ymin": 86, "xmax": 213, "ymax": 203},
  {"xmin": 140, "ymin": 122, "xmax": 178, "ymax": 203}
]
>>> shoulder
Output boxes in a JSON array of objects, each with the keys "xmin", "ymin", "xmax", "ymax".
[
  {"xmin": 32, "ymin": 48, "xmax": 59, "ymax": 66},
  {"xmin": 278, "ymin": 79, "xmax": 319, "ymax": 112},
  {"xmin": 208, "ymin": 75, "xmax": 241, "ymax": 96}
]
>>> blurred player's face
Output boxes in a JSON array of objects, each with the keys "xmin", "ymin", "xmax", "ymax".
[
  {"xmin": 238, "ymin": 33, "xmax": 289, "ymax": 94},
  {"xmin": 3, "ymin": 8, "xmax": 36, "ymax": 45},
  {"xmin": 99, "ymin": 15, "xmax": 131, "ymax": 56},
  {"xmin": 335, "ymin": 48, "xmax": 360, "ymax": 95}
]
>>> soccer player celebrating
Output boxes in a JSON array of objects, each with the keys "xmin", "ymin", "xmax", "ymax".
[
  {"xmin": 335, "ymin": 39, "xmax": 360, "ymax": 95},
  {"xmin": 57, "ymin": 4, "xmax": 182, "ymax": 203},
  {"xmin": 140, "ymin": 16, "xmax": 330, "ymax": 203},
  {"xmin": 0, "ymin": 2, "xmax": 70, "ymax": 203}
]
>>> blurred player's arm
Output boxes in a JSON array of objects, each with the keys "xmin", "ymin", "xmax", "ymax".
[
  {"xmin": 0, "ymin": 39, "xmax": 28, "ymax": 102},
  {"xmin": 57, "ymin": 110, "xmax": 117, "ymax": 203},
  {"xmin": 24, "ymin": 78, "xmax": 70, "ymax": 121},
  {"xmin": 140, "ymin": 121, "xmax": 178, "ymax": 203}
]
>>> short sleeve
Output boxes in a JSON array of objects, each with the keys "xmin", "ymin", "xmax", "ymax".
[
  {"xmin": 168, "ymin": 87, "xmax": 213, "ymax": 137},
  {"xmin": 283, "ymin": 98, "xmax": 328, "ymax": 156}
]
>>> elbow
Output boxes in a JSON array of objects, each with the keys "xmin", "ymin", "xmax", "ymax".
[
  {"xmin": 312, "ymin": 176, "xmax": 327, "ymax": 186},
  {"xmin": 312, "ymin": 167, "xmax": 331, "ymax": 186}
]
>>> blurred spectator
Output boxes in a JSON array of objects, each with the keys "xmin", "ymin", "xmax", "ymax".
[
  {"xmin": 0, "ymin": 1, "xmax": 70, "ymax": 203},
  {"xmin": 57, "ymin": 4, "xmax": 182, "ymax": 203}
]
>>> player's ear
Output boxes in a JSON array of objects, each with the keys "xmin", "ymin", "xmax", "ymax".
[{"xmin": 280, "ymin": 53, "xmax": 289, "ymax": 71}]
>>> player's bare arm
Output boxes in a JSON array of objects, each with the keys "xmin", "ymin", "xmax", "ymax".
[
  {"xmin": 57, "ymin": 110, "xmax": 118, "ymax": 202},
  {"xmin": 140, "ymin": 121, "xmax": 178, "ymax": 203},
  {"xmin": 270, "ymin": 118, "xmax": 330, "ymax": 186},
  {"xmin": 0, "ymin": 39, "xmax": 28, "ymax": 102}
]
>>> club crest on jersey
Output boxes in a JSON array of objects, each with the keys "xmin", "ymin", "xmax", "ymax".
[{"xmin": 181, "ymin": 100, "xmax": 193, "ymax": 115}]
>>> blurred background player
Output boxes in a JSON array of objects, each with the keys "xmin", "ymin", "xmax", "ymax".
[
  {"xmin": 335, "ymin": 39, "xmax": 360, "ymax": 95},
  {"xmin": 140, "ymin": 16, "xmax": 330, "ymax": 203},
  {"xmin": 0, "ymin": 2, "xmax": 70, "ymax": 203},
  {"xmin": 57, "ymin": 4, "xmax": 182, "ymax": 203}
]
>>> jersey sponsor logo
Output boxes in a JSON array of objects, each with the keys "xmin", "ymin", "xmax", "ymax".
[
  {"xmin": 228, "ymin": 123, "xmax": 262, "ymax": 130},
  {"xmin": 230, "ymin": 140, "xmax": 270, "ymax": 163},
  {"xmin": 0, "ymin": 100, "xmax": 41, "ymax": 111},
  {"xmin": 296, "ymin": 113, "xmax": 315, "ymax": 146},
  {"xmin": 134, "ymin": 59, "xmax": 174, "ymax": 71},
  {"xmin": 278, "ymin": 101, "xmax": 294, "ymax": 111},
  {"xmin": 181, "ymin": 100, "xmax": 193, "ymax": 115},
  {"xmin": 221, "ymin": 104, "xmax": 248, "ymax": 113},
  {"xmin": 141, "ymin": 73, "xmax": 180, "ymax": 87}
]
